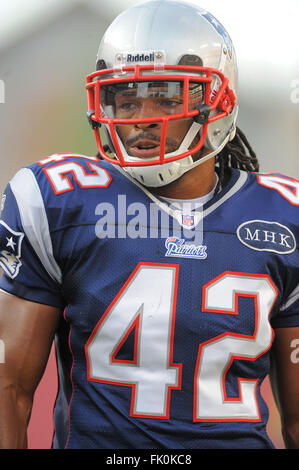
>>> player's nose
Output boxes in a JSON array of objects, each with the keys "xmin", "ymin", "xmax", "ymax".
[{"xmin": 134, "ymin": 99, "xmax": 159, "ymax": 130}]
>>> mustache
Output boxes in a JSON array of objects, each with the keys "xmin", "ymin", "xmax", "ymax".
[{"xmin": 124, "ymin": 132, "xmax": 178, "ymax": 148}]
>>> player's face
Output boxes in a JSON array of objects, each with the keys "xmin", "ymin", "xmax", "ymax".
[{"xmin": 104, "ymin": 81, "xmax": 203, "ymax": 159}]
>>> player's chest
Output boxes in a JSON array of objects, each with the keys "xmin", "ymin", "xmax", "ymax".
[{"xmin": 61, "ymin": 225, "xmax": 283, "ymax": 339}]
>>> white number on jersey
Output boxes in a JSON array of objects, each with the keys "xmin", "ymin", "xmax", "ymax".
[
  {"xmin": 38, "ymin": 154, "xmax": 111, "ymax": 194},
  {"xmin": 86, "ymin": 263, "xmax": 181, "ymax": 418},
  {"xmin": 195, "ymin": 272, "xmax": 277, "ymax": 421},
  {"xmin": 258, "ymin": 174, "xmax": 299, "ymax": 205},
  {"xmin": 86, "ymin": 265, "xmax": 277, "ymax": 421}
]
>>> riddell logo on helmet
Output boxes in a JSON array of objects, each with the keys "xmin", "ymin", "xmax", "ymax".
[{"xmin": 126, "ymin": 52, "xmax": 155, "ymax": 63}]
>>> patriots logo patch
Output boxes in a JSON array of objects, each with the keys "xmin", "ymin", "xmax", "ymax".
[
  {"xmin": 165, "ymin": 237, "xmax": 207, "ymax": 260},
  {"xmin": 0, "ymin": 221, "xmax": 24, "ymax": 278}
]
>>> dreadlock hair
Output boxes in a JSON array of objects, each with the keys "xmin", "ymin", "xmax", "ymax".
[{"xmin": 214, "ymin": 127, "xmax": 260, "ymax": 194}]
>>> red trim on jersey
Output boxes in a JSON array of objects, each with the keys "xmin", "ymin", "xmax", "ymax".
[{"xmin": 256, "ymin": 173, "xmax": 299, "ymax": 206}]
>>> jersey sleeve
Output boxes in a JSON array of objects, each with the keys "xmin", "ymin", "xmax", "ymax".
[
  {"xmin": 254, "ymin": 173, "xmax": 299, "ymax": 329},
  {"xmin": 272, "ymin": 284, "xmax": 299, "ymax": 328},
  {"xmin": 0, "ymin": 168, "xmax": 65, "ymax": 308},
  {"xmin": 272, "ymin": 220, "xmax": 299, "ymax": 329}
]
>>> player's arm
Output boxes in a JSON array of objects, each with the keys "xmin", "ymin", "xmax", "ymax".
[
  {"xmin": 0, "ymin": 290, "xmax": 60, "ymax": 449},
  {"xmin": 270, "ymin": 326, "xmax": 299, "ymax": 449}
]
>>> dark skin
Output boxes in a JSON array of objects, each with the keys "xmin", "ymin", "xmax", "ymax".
[
  {"xmin": 0, "ymin": 97, "xmax": 298, "ymax": 449},
  {"xmin": 0, "ymin": 292, "xmax": 60, "ymax": 448},
  {"xmin": 270, "ymin": 328, "xmax": 299, "ymax": 448}
]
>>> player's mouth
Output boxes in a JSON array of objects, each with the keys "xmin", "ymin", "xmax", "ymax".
[{"xmin": 128, "ymin": 140, "xmax": 161, "ymax": 158}]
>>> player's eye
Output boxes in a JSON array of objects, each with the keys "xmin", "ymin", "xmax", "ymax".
[
  {"xmin": 159, "ymin": 99, "xmax": 182, "ymax": 107},
  {"xmin": 116, "ymin": 99, "xmax": 139, "ymax": 116},
  {"xmin": 119, "ymin": 102, "xmax": 137, "ymax": 111},
  {"xmin": 156, "ymin": 98, "xmax": 183, "ymax": 114}
]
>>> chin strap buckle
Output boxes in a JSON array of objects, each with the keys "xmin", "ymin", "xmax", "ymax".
[
  {"xmin": 194, "ymin": 104, "xmax": 211, "ymax": 125},
  {"xmin": 87, "ymin": 110, "xmax": 101, "ymax": 130}
]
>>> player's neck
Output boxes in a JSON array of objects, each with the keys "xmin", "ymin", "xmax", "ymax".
[{"xmin": 150, "ymin": 157, "xmax": 217, "ymax": 200}]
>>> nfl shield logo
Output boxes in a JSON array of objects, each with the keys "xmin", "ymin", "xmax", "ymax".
[{"xmin": 181, "ymin": 214, "xmax": 195, "ymax": 227}]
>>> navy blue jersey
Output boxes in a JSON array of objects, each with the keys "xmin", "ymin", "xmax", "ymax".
[{"xmin": 0, "ymin": 153, "xmax": 298, "ymax": 449}]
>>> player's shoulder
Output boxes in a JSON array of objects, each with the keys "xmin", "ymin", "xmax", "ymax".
[
  {"xmin": 247, "ymin": 170, "xmax": 299, "ymax": 208},
  {"xmin": 243, "ymin": 171, "xmax": 299, "ymax": 233},
  {"xmin": 8, "ymin": 152, "xmax": 132, "ymax": 201},
  {"xmin": 1, "ymin": 152, "xmax": 140, "ymax": 239},
  {"xmin": 27, "ymin": 152, "xmax": 114, "ymax": 190},
  {"xmin": 2, "ymin": 153, "xmax": 138, "ymax": 229}
]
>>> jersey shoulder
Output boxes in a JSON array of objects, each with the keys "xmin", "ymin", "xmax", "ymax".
[
  {"xmin": 247, "ymin": 171, "xmax": 299, "ymax": 218},
  {"xmin": 2, "ymin": 153, "xmax": 139, "ymax": 235},
  {"xmin": 9, "ymin": 152, "xmax": 136, "ymax": 207},
  {"xmin": 27, "ymin": 153, "xmax": 115, "ymax": 196},
  {"xmin": 238, "ymin": 171, "xmax": 299, "ymax": 252}
]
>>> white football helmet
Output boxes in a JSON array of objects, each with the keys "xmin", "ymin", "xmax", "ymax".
[{"xmin": 86, "ymin": 0, "xmax": 238, "ymax": 187}]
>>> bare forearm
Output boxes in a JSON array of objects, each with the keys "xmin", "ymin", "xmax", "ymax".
[
  {"xmin": 0, "ymin": 293, "xmax": 60, "ymax": 448},
  {"xmin": 282, "ymin": 421, "xmax": 299, "ymax": 449},
  {"xmin": 270, "ymin": 327, "xmax": 299, "ymax": 449},
  {"xmin": 0, "ymin": 385, "xmax": 32, "ymax": 449}
]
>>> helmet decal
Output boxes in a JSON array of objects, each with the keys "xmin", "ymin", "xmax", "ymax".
[{"xmin": 201, "ymin": 11, "xmax": 234, "ymax": 60}]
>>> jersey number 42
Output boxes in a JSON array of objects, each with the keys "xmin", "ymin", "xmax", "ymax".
[{"xmin": 85, "ymin": 263, "xmax": 277, "ymax": 422}]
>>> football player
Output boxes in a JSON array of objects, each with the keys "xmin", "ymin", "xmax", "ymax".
[{"xmin": 0, "ymin": 0, "xmax": 298, "ymax": 449}]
